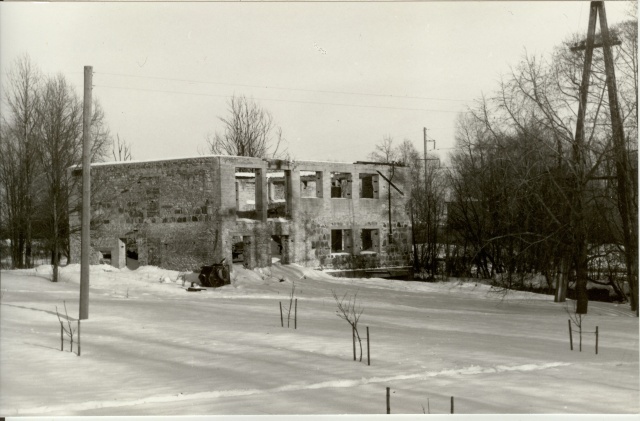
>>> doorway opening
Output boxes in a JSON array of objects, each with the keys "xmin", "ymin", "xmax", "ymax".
[
  {"xmin": 231, "ymin": 235, "xmax": 245, "ymax": 264},
  {"xmin": 125, "ymin": 237, "xmax": 140, "ymax": 270},
  {"xmin": 271, "ymin": 235, "xmax": 289, "ymax": 264}
]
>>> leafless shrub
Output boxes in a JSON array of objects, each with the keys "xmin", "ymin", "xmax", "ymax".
[
  {"xmin": 55, "ymin": 300, "xmax": 76, "ymax": 353},
  {"xmin": 332, "ymin": 289, "xmax": 364, "ymax": 361},
  {"xmin": 112, "ymin": 133, "xmax": 133, "ymax": 161},
  {"xmin": 566, "ymin": 300, "xmax": 586, "ymax": 351},
  {"xmin": 284, "ymin": 282, "xmax": 296, "ymax": 327}
]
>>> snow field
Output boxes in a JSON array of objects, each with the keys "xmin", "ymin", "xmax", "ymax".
[{"xmin": 0, "ymin": 263, "xmax": 638, "ymax": 415}]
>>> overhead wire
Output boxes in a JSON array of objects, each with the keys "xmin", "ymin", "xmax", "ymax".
[
  {"xmin": 95, "ymin": 71, "xmax": 471, "ymax": 103},
  {"xmin": 92, "ymin": 84, "xmax": 465, "ymax": 113}
]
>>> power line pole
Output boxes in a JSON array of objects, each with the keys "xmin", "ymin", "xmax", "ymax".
[
  {"xmin": 423, "ymin": 127, "xmax": 428, "ymax": 189},
  {"xmin": 79, "ymin": 66, "xmax": 93, "ymax": 320},
  {"xmin": 569, "ymin": 1, "xmax": 637, "ymax": 315},
  {"xmin": 597, "ymin": 3, "xmax": 637, "ymax": 316}
]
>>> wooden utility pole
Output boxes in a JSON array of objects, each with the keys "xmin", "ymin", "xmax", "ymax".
[
  {"xmin": 79, "ymin": 66, "xmax": 93, "ymax": 320},
  {"xmin": 571, "ymin": 1, "xmax": 637, "ymax": 315},
  {"xmin": 571, "ymin": 2, "xmax": 598, "ymax": 315},
  {"xmin": 423, "ymin": 127, "xmax": 428, "ymax": 190},
  {"xmin": 388, "ymin": 165, "xmax": 394, "ymax": 244},
  {"xmin": 422, "ymin": 128, "xmax": 439, "ymax": 277},
  {"xmin": 597, "ymin": 3, "xmax": 638, "ymax": 315}
]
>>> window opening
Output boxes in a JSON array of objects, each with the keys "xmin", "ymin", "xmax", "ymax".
[
  {"xmin": 331, "ymin": 229, "xmax": 352, "ymax": 253},
  {"xmin": 359, "ymin": 173, "xmax": 379, "ymax": 199},
  {"xmin": 267, "ymin": 169, "xmax": 290, "ymax": 218},
  {"xmin": 300, "ymin": 170, "xmax": 323, "ymax": 198},
  {"xmin": 330, "ymin": 172, "xmax": 352, "ymax": 198},
  {"xmin": 361, "ymin": 229, "xmax": 379, "ymax": 252},
  {"xmin": 235, "ymin": 168, "xmax": 259, "ymax": 220},
  {"xmin": 98, "ymin": 248, "xmax": 112, "ymax": 265}
]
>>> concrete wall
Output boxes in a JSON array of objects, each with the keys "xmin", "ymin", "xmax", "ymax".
[
  {"xmin": 69, "ymin": 157, "xmax": 224, "ymax": 272},
  {"xmin": 70, "ymin": 156, "xmax": 412, "ymax": 272},
  {"xmin": 292, "ymin": 161, "xmax": 412, "ymax": 270}
]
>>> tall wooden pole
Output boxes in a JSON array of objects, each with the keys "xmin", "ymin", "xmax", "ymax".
[
  {"xmin": 572, "ymin": 2, "xmax": 598, "ymax": 315},
  {"xmin": 423, "ymin": 127, "xmax": 428, "ymax": 189},
  {"xmin": 597, "ymin": 2, "xmax": 638, "ymax": 315},
  {"xmin": 366, "ymin": 326, "xmax": 370, "ymax": 366},
  {"xmin": 386, "ymin": 387, "xmax": 390, "ymax": 414},
  {"xmin": 352, "ymin": 326, "xmax": 356, "ymax": 361},
  {"xmin": 79, "ymin": 66, "xmax": 93, "ymax": 320},
  {"xmin": 567, "ymin": 1, "xmax": 636, "ymax": 315},
  {"xmin": 387, "ymin": 170, "xmax": 393, "ymax": 244}
]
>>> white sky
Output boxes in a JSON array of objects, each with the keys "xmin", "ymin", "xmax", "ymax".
[{"xmin": 0, "ymin": 1, "xmax": 634, "ymax": 164}]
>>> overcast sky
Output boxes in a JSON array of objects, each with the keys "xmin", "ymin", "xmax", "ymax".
[{"xmin": 0, "ymin": 1, "xmax": 634, "ymax": 164}]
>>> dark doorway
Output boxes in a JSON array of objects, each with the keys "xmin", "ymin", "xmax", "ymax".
[
  {"xmin": 271, "ymin": 235, "xmax": 289, "ymax": 263},
  {"xmin": 125, "ymin": 238, "xmax": 139, "ymax": 270},
  {"xmin": 231, "ymin": 235, "xmax": 245, "ymax": 263}
]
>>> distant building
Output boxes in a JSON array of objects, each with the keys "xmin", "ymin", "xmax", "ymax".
[{"xmin": 69, "ymin": 156, "xmax": 412, "ymax": 274}]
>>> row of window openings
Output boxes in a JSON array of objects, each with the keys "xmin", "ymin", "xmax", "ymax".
[
  {"xmin": 235, "ymin": 169, "xmax": 383, "ymax": 220},
  {"xmin": 305, "ymin": 172, "xmax": 380, "ymax": 199},
  {"xmin": 331, "ymin": 229, "xmax": 379, "ymax": 253},
  {"xmin": 235, "ymin": 170, "xmax": 381, "ymax": 200}
]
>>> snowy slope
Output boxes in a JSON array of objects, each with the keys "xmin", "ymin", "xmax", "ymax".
[{"xmin": 0, "ymin": 263, "xmax": 637, "ymax": 416}]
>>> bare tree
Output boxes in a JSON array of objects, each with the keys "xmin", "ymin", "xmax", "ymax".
[
  {"xmin": 367, "ymin": 135, "xmax": 397, "ymax": 163},
  {"xmin": 1, "ymin": 57, "xmax": 113, "ymax": 272},
  {"xmin": 205, "ymin": 94, "xmax": 287, "ymax": 158},
  {"xmin": 367, "ymin": 136, "xmax": 449, "ymax": 277},
  {"xmin": 112, "ymin": 134, "xmax": 133, "ymax": 161},
  {"xmin": 56, "ymin": 300, "xmax": 77, "ymax": 353},
  {"xmin": 34, "ymin": 75, "xmax": 82, "ymax": 282},
  {"xmin": 0, "ymin": 55, "xmax": 42, "ymax": 268},
  {"xmin": 447, "ymin": 15, "xmax": 638, "ymax": 314},
  {"xmin": 33, "ymin": 74, "xmax": 110, "ymax": 281},
  {"xmin": 332, "ymin": 289, "xmax": 364, "ymax": 362}
]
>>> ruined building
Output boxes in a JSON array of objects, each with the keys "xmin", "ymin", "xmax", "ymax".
[{"xmin": 69, "ymin": 156, "xmax": 412, "ymax": 276}]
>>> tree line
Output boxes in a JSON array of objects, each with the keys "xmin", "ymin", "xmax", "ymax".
[
  {"xmin": 1, "ymin": 58, "xmax": 285, "ymax": 276},
  {"xmin": 369, "ymin": 16, "xmax": 637, "ymax": 315},
  {"xmin": 0, "ymin": 56, "xmax": 111, "ymax": 279}
]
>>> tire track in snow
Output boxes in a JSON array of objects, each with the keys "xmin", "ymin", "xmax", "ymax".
[{"xmin": 5, "ymin": 362, "xmax": 570, "ymax": 415}]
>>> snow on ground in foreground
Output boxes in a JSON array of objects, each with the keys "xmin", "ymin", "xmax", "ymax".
[{"xmin": 0, "ymin": 263, "xmax": 638, "ymax": 416}]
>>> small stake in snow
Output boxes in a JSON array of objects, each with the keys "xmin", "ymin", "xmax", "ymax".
[
  {"xmin": 579, "ymin": 325, "xmax": 582, "ymax": 352},
  {"xmin": 279, "ymin": 302, "xmax": 284, "ymax": 327},
  {"xmin": 78, "ymin": 320, "xmax": 81, "ymax": 356},
  {"xmin": 595, "ymin": 326, "xmax": 599, "ymax": 355},
  {"xmin": 294, "ymin": 298, "xmax": 297, "ymax": 329},
  {"xmin": 568, "ymin": 319, "xmax": 573, "ymax": 351},
  {"xmin": 352, "ymin": 326, "xmax": 356, "ymax": 361},
  {"xmin": 367, "ymin": 326, "xmax": 370, "ymax": 366},
  {"xmin": 60, "ymin": 324, "xmax": 64, "ymax": 351},
  {"xmin": 386, "ymin": 387, "xmax": 390, "ymax": 414},
  {"xmin": 451, "ymin": 396, "xmax": 454, "ymax": 414}
]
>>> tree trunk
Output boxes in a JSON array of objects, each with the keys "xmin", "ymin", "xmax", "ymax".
[
  {"xmin": 52, "ymin": 199, "xmax": 59, "ymax": 283},
  {"xmin": 574, "ymin": 202, "xmax": 589, "ymax": 314},
  {"xmin": 555, "ymin": 258, "xmax": 569, "ymax": 303},
  {"xmin": 25, "ymin": 215, "xmax": 32, "ymax": 268}
]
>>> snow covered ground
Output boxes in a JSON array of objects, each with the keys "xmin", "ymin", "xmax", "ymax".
[{"xmin": 0, "ymin": 263, "xmax": 638, "ymax": 416}]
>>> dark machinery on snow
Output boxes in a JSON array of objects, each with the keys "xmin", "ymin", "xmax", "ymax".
[{"xmin": 197, "ymin": 259, "xmax": 230, "ymax": 288}]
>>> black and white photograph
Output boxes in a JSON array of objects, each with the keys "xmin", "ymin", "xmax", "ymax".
[{"xmin": 0, "ymin": 0, "xmax": 638, "ymax": 417}]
